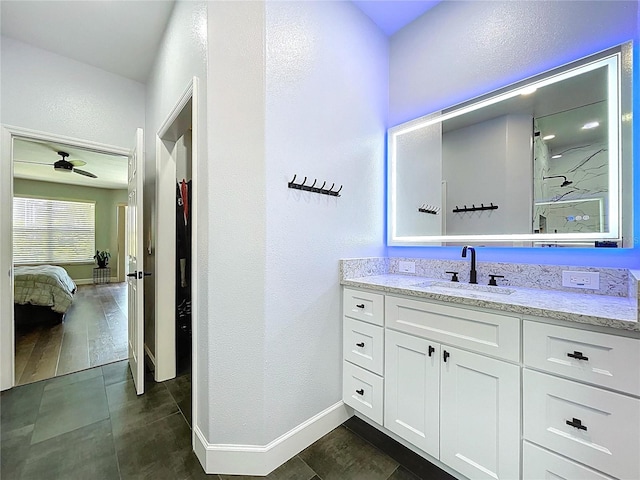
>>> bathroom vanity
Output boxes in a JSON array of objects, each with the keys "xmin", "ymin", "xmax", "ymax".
[{"xmin": 340, "ymin": 259, "xmax": 640, "ymax": 480}]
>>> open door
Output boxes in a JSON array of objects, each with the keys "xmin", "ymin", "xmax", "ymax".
[{"xmin": 127, "ymin": 128, "xmax": 145, "ymax": 395}]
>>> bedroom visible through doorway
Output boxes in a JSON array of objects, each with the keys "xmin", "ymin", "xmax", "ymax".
[{"xmin": 10, "ymin": 133, "xmax": 131, "ymax": 386}]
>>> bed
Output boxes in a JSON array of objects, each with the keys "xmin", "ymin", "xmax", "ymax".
[{"xmin": 14, "ymin": 265, "xmax": 77, "ymax": 327}]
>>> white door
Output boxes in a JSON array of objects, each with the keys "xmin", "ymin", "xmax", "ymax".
[
  {"xmin": 440, "ymin": 346, "xmax": 520, "ymax": 480},
  {"xmin": 127, "ymin": 128, "xmax": 145, "ymax": 395},
  {"xmin": 384, "ymin": 329, "xmax": 440, "ymax": 458}
]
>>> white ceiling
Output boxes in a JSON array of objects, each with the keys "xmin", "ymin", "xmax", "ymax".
[
  {"xmin": 13, "ymin": 138, "xmax": 128, "ymax": 190},
  {"xmin": 0, "ymin": 0, "xmax": 175, "ymax": 83}
]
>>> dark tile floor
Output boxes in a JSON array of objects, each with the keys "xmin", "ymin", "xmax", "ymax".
[{"xmin": 2, "ymin": 360, "xmax": 454, "ymax": 480}]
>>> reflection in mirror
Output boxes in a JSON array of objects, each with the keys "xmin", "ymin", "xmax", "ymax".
[{"xmin": 388, "ymin": 42, "xmax": 631, "ymax": 247}]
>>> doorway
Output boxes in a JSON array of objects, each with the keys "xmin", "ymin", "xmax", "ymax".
[
  {"xmin": 150, "ymin": 78, "xmax": 200, "ymax": 443},
  {"xmin": 0, "ymin": 125, "xmax": 132, "ymax": 389}
]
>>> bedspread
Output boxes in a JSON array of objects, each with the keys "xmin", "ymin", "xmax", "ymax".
[{"xmin": 14, "ymin": 265, "xmax": 76, "ymax": 313}]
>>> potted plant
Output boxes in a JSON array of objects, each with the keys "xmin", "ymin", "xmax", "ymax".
[{"xmin": 94, "ymin": 250, "xmax": 111, "ymax": 268}]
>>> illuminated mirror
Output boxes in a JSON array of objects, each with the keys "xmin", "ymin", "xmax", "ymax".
[{"xmin": 388, "ymin": 42, "xmax": 632, "ymax": 247}]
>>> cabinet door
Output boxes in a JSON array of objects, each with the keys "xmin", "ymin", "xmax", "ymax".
[
  {"xmin": 384, "ymin": 329, "xmax": 440, "ymax": 458},
  {"xmin": 440, "ymin": 346, "xmax": 520, "ymax": 480}
]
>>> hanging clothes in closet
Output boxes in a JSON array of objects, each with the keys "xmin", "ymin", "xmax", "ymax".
[{"xmin": 176, "ymin": 179, "xmax": 192, "ymax": 363}]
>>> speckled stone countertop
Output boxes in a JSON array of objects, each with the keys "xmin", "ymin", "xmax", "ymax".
[{"xmin": 341, "ymin": 274, "xmax": 639, "ymax": 332}]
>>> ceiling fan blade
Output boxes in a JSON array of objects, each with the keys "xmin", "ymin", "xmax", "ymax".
[
  {"xmin": 69, "ymin": 160, "xmax": 87, "ymax": 167},
  {"xmin": 74, "ymin": 168, "xmax": 98, "ymax": 179},
  {"xmin": 14, "ymin": 160, "xmax": 52, "ymax": 165}
]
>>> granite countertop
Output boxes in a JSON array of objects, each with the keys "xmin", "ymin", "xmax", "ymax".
[{"xmin": 341, "ymin": 274, "xmax": 639, "ymax": 332}]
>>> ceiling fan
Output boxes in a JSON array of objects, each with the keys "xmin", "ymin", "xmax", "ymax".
[{"xmin": 16, "ymin": 151, "xmax": 98, "ymax": 178}]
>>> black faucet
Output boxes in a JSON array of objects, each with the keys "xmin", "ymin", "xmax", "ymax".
[{"xmin": 461, "ymin": 246, "xmax": 477, "ymax": 284}]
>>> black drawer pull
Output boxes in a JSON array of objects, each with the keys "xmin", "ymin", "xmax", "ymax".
[
  {"xmin": 567, "ymin": 351, "xmax": 589, "ymax": 361},
  {"xmin": 356, "ymin": 342, "xmax": 365, "ymax": 348},
  {"xmin": 356, "ymin": 389, "xmax": 364, "ymax": 396},
  {"xmin": 566, "ymin": 418, "xmax": 587, "ymax": 431},
  {"xmin": 443, "ymin": 350, "xmax": 450, "ymax": 362},
  {"xmin": 428, "ymin": 345, "xmax": 435, "ymax": 357},
  {"xmin": 356, "ymin": 304, "xmax": 365, "ymax": 309}
]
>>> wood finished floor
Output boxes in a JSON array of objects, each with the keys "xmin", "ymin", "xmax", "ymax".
[{"xmin": 15, "ymin": 283, "xmax": 128, "ymax": 386}]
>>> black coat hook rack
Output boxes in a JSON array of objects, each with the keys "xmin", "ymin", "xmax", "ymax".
[
  {"xmin": 288, "ymin": 175, "xmax": 342, "ymax": 197},
  {"xmin": 453, "ymin": 203, "xmax": 498, "ymax": 213},
  {"xmin": 418, "ymin": 204, "xmax": 440, "ymax": 215}
]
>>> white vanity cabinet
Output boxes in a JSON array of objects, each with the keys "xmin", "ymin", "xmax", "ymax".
[
  {"xmin": 341, "ymin": 284, "xmax": 639, "ymax": 480},
  {"xmin": 384, "ymin": 296, "xmax": 521, "ymax": 480},
  {"xmin": 522, "ymin": 320, "xmax": 640, "ymax": 480},
  {"xmin": 342, "ymin": 288, "xmax": 385, "ymax": 424}
]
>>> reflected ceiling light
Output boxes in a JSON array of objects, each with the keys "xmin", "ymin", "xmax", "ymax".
[
  {"xmin": 520, "ymin": 86, "xmax": 537, "ymax": 95},
  {"xmin": 581, "ymin": 121, "xmax": 600, "ymax": 129},
  {"xmin": 551, "ymin": 154, "xmax": 562, "ymax": 159},
  {"xmin": 542, "ymin": 134, "xmax": 556, "ymax": 140}
]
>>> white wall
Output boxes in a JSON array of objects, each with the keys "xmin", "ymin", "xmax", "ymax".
[
  {"xmin": 143, "ymin": 0, "xmax": 207, "ymax": 416},
  {"xmin": 264, "ymin": 0, "xmax": 387, "ymax": 442},
  {"xmin": 0, "ymin": 36, "xmax": 145, "ymax": 390},
  {"xmin": 205, "ymin": 0, "xmax": 387, "ymax": 448},
  {"xmin": 388, "ymin": 0, "xmax": 638, "ymax": 265},
  {"xmin": 0, "ymin": 36, "xmax": 145, "ymax": 147},
  {"xmin": 206, "ymin": 0, "xmax": 267, "ymax": 445},
  {"xmin": 442, "ymin": 114, "xmax": 531, "ymax": 235}
]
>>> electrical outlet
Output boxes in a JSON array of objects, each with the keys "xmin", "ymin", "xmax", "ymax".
[
  {"xmin": 562, "ymin": 271, "xmax": 599, "ymax": 290},
  {"xmin": 398, "ymin": 261, "xmax": 416, "ymax": 274}
]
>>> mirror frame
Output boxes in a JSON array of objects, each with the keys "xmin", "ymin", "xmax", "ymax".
[{"xmin": 387, "ymin": 42, "xmax": 633, "ymax": 247}]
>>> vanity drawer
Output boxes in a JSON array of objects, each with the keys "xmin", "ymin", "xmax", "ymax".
[
  {"xmin": 523, "ymin": 369, "xmax": 640, "ymax": 480},
  {"xmin": 524, "ymin": 320, "xmax": 640, "ymax": 395},
  {"xmin": 343, "ymin": 361, "xmax": 383, "ymax": 425},
  {"xmin": 523, "ymin": 442, "xmax": 616, "ymax": 480},
  {"xmin": 385, "ymin": 295, "xmax": 520, "ymax": 362},
  {"xmin": 343, "ymin": 288, "xmax": 384, "ymax": 326},
  {"xmin": 343, "ymin": 317, "xmax": 384, "ymax": 375}
]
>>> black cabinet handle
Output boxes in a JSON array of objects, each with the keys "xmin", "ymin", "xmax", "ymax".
[
  {"xmin": 356, "ymin": 389, "xmax": 364, "ymax": 396},
  {"xmin": 443, "ymin": 350, "xmax": 450, "ymax": 362},
  {"xmin": 356, "ymin": 342, "xmax": 365, "ymax": 348},
  {"xmin": 567, "ymin": 351, "xmax": 589, "ymax": 361},
  {"xmin": 356, "ymin": 304, "xmax": 365, "ymax": 309},
  {"xmin": 428, "ymin": 345, "xmax": 435, "ymax": 357},
  {"xmin": 566, "ymin": 418, "xmax": 587, "ymax": 431}
]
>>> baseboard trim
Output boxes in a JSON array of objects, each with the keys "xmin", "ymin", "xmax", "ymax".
[
  {"xmin": 193, "ymin": 401, "xmax": 351, "ymax": 475},
  {"xmin": 144, "ymin": 344, "xmax": 156, "ymax": 374}
]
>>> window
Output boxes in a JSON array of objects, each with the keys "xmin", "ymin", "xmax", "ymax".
[{"xmin": 13, "ymin": 197, "xmax": 95, "ymax": 264}]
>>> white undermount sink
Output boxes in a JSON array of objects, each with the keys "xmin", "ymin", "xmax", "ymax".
[{"xmin": 413, "ymin": 280, "xmax": 515, "ymax": 296}]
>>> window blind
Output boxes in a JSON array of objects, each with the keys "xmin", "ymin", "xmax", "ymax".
[{"xmin": 13, "ymin": 197, "xmax": 96, "ymax": 264}]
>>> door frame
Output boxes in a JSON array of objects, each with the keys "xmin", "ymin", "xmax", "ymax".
[
  {"xmin": 0, "ymin": 124, "xmax": 130, "ymax": 391},
  {"xmin": 153, "ymin": 77, "xmax": 200, "ymax": 438}
]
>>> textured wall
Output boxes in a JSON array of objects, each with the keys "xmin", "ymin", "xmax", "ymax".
[
  {"xmin": 263, "ymin": 0, "xmax": 387, "ymax": 442},
  {"xmin": 0, "ymin": 36, "xmax": 145, "ymax": 147},
  {"xmin": 206, "ymin": 0, "xmax": 267, "ymax": 444},
  {"xmin": 203, "ymin": 0, "xmax": 387, "ymax": 446},
  {"xmin": 388, "ymin": 0, "xmax": 639, "ymax": 267},
  {"xmin": 143, "ymin": 0, "xmax": 207, "ymax": 421},
  {"xmin": 13, "ymin": 179, "xmax": 126, "ymax": 281}
]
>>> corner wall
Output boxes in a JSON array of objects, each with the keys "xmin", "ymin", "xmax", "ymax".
[
  {"xmin": 264, "ymin": 0, "xmax": 387, "ymax": 442},
  {"xmin": 388, "ymin": 0, "xmax": 640, "ymax": 267},
  {"xmin": 203, "ymin": 0, "xmax": 387, "ymax": 458}
]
